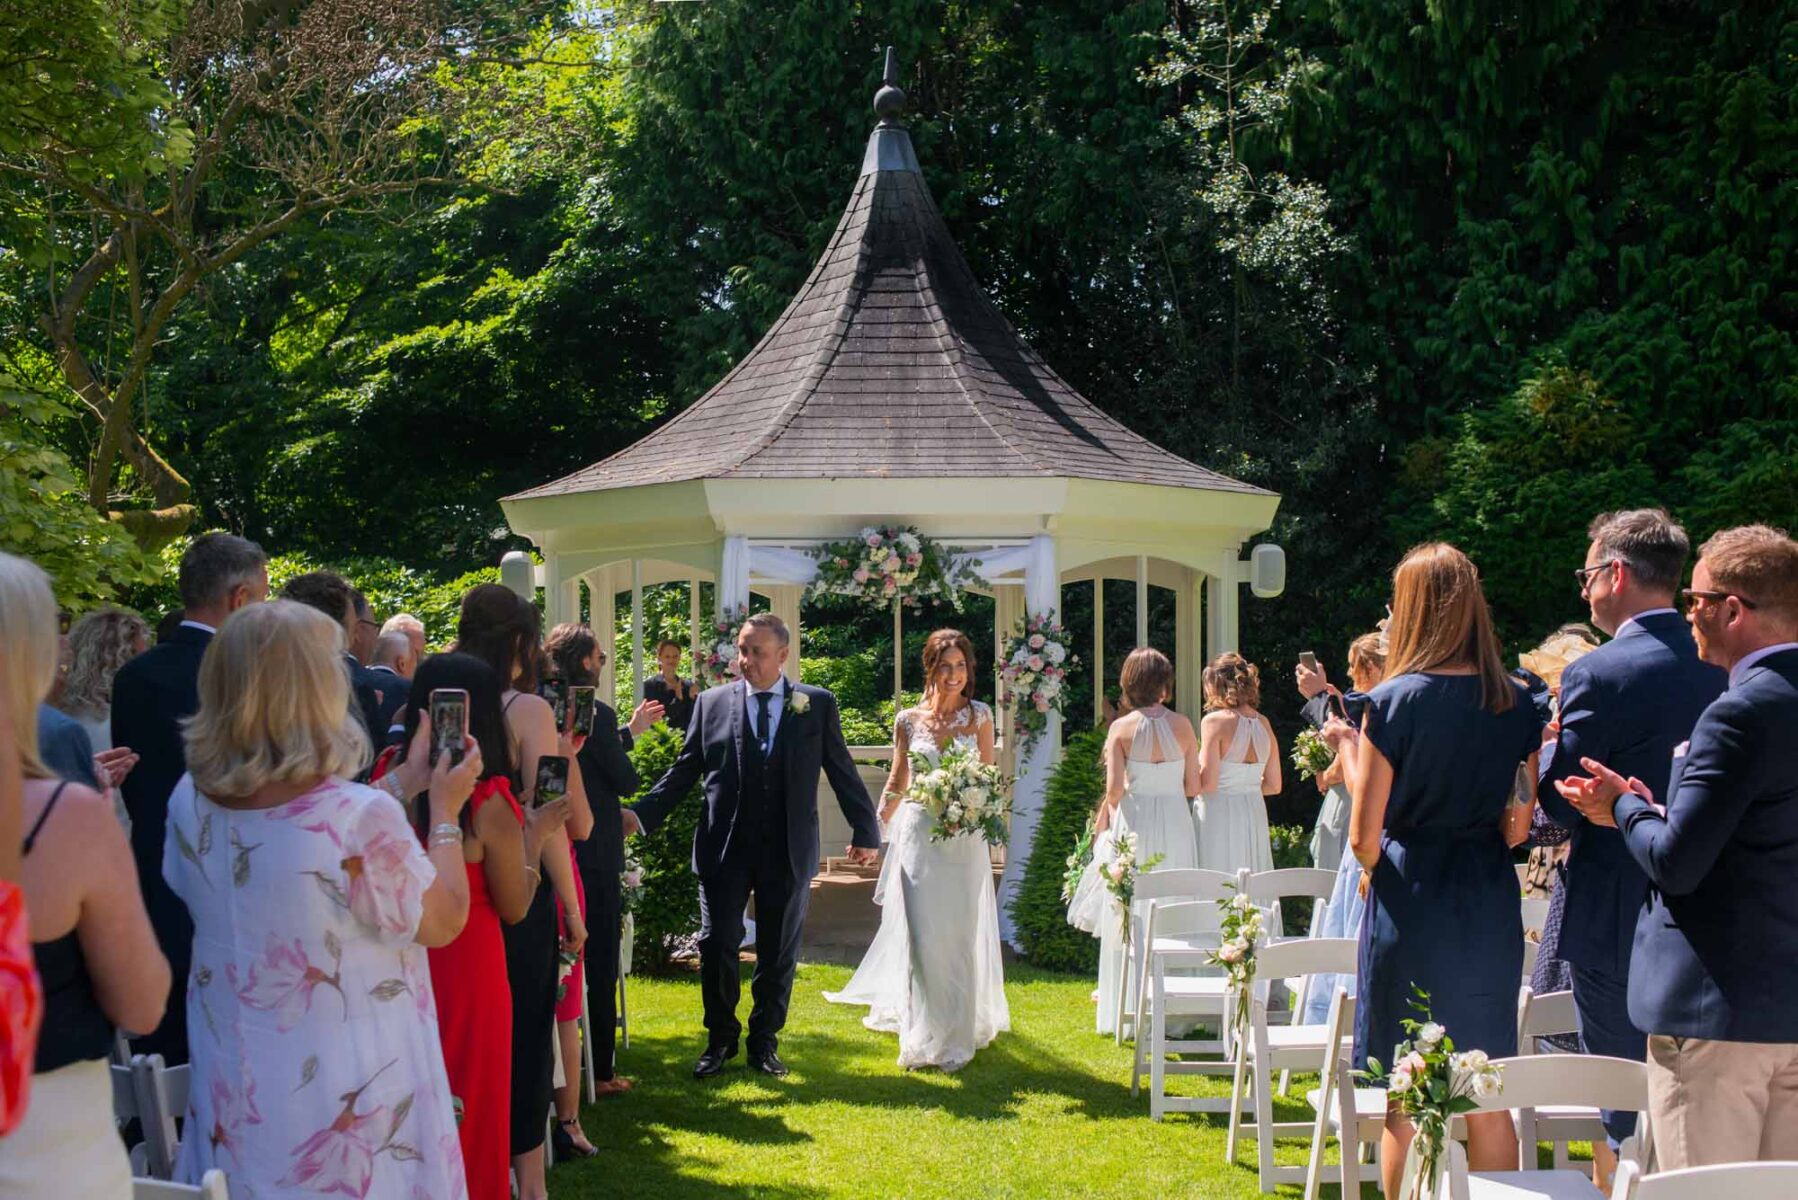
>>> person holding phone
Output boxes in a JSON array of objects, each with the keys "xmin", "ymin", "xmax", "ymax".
[
  {"xmin": 454, "ymin": 585, "xmax": 588, "ymax": 1200},
  {"xmin": 377, "ymin": 653, "xmax": 566, "ymax": 1200}
]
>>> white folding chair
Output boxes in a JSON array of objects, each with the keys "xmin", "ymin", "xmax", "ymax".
[
  {"xmin": 132, "ymin": 1053, "xmax": 190, "ymax": 1182},
  {"xmin": 578, "ymin": 960, "xmax": 597, "ymax": 1105},
  {"xmin": 134, "ymin": 1171, "xmax": 230, "ymax": 1200},
  {"xmin": 618, "ymin": 935, "xmax": 631, "ymax": 1050},
  {"xmin": 1243, "ymin": 866, "xmax": 1339, "ymax": 1094},
  {"xmin": 1515, "ymin": 986, "xmax": 1609, "ymax": 1170},
  {"xmin": 1121, "ymin": 867, "xmax": 1243, "ymax": 1045},
  {"xmin": 1613, "ymin": 1161, "xmax": 1798, "ymax": 1200},
  {"xmin": 1224, "ymin": 937, "xmax": 1359, "ymax": 1192},
  {"xmin": 1433, "ymin": 1054, "xmax": 1651, "ymax": 1200},
  {"xmin": 1520, "ymin": 897, "xmax": 1550, "ymax": 981},
  {"xmin": 1133, "ymin": 892, "xmax": 1243, "ymax": 1117},
  {"xmin": 1302, "ymin": 987, "xmax": 1387, "ymax": 1200}
]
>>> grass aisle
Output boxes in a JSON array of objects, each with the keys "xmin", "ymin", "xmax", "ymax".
[{"xmin": 556, "ymin": 962, "xmax": 1364, "ymax": 1198}]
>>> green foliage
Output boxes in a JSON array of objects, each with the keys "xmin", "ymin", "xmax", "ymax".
[
  {"xmin": 1267, "ymin": 821, "xmax": 1314, "ymax": 930},
  {"xmin": 1010, "ymin": 729, "xmax": 1105, "ymax": 974},
  {"xmin": 0, "ymin": 378, "xmax": 158, "ymax": 607},
  {"xmin": 621, "ymin": 723, "xmax": 701, "ymax": 973}
]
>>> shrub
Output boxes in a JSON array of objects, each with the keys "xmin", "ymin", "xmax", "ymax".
[
  {"xmin": 1009, "ymin": 728, "xmax": 1105, "ymax": 974},
  {"xmin": 1268, "ymin": 823, "xmax": 1316, "ymax": 932},
  {"xmin": 622, "ymin": 723, "xmax": 702, "ymax": 972}
]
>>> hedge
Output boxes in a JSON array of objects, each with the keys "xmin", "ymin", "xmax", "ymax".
[
  {"xmin": 622, "ymin": 723, "xmax": 702, "ymax": 972},
  {"xmin": 1008, "ymin": 728, "xmax": 1106, "ymax": 974}
]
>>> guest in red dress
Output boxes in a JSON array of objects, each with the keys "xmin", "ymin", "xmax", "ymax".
[{"xmin": 378, "ymin": 653, "xmax": 570, "ymax": 1200}]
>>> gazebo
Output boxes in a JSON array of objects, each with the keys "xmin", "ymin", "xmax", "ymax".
[{"xmin": 501, "ymin": 51, "xmax": 1282, "ymax": 943}]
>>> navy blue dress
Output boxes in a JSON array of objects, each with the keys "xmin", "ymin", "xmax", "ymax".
[{"xmin": 1354, "ymin": 673, "xmax": 1541, "ymax": 1074}]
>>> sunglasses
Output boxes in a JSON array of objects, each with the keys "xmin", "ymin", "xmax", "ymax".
[
  {"xmin": 1680, "ymin": 588, "xmax": 1758, "ymax": 611},
  {"xmin": 1573, "ymin": 560, "xmax": 1618, "ymax": 592}
]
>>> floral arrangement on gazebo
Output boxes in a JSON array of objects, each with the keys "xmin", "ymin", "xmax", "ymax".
[
  {"xmin": 1000, "ymin": 612, "xmax": 1078, "ymax": 749},
  {"xmin": 699, "ymin": 604, "xmax": 748, "ymax": 687},
  {"xmin": 808, "ymin": 525, "xmax": 972, "ymax": 612}
]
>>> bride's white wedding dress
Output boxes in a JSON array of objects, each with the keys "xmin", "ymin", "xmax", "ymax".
[{"xmin": 824, "ymin": 701, "xmax": 1010, "ymax": 1071}]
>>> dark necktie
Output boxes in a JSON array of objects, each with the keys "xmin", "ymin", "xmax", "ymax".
[{"xmin": 755, "ymin": 691, "xmax": 773, "ymax": 757}]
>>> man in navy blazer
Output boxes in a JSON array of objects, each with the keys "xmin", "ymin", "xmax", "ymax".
[
  {"xmin": 1538, "ymin": 510, "xmax": 1724, "ymax": 1177},
  {"xmin": 630, "ymin": 613, "xmax": 881, "ymax": 1079},
  {"xmin": 1563, "ymin": 524, "xmax": 1798, "ymax": 1169},
  {"xmin": 112, "ymin": 533, "xmax": 267, "ymax": 1064}
]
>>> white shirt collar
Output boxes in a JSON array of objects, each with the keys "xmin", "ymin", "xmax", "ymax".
[
  {"xmin": 179, "ymin": 619, "xmax": 218, "ymax": 635},
  {"xmin": 367, "ymin": 664, "xmax": 400, "ymax": 676},
  {"xmin": 1615, "ymin": 608, "xmax": 1679, "ymax": 638},
  {"xmin": 1730, "ymin": 642, "xmax": 1798, "ymax": 689}
]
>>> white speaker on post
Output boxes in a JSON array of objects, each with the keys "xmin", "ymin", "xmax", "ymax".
[
  {"xmin": 1248, "ymin": 543, "xmax": 1286, "ymax": 599},
  {"xmin": 500, "ymin": 550, "xmax": 536, "ymax": 603}
]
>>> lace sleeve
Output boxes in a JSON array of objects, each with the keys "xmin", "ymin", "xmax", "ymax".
[{"xmin": 972, "ymin": 699, "xmax": 994, "ymax": 729}]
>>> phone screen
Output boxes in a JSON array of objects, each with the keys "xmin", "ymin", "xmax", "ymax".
[
  {"xmin": 1299, "ymin": 650, "xmax": 1318, "ymax": 671},
  {"xmin": 537, "ymin": 680, "xmax": 568, "ymax": 729},
  {"xmin": 569, "ymin": 686, "xmax": 596, "ymax": 737},
  {"xmin": 429, "ymin": 689, "xmax": 468, "ymax": 767},
  {"xmin": 534, "ymin": 755, "xmax": 569, "ymax": 808}
]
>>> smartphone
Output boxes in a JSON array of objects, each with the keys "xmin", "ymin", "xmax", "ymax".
[
  {"xmin": 1299, "ymin": 650, "xmax": 1319, "ymax": 672},
  {"xmin": 534, "ymin": 754, "xmax": 569, "ymax": 809},
  {"xmin": 569, "ymin": 685, "xmax": 596, "ymax": 737},
  {"xmin": 536, "ymin": 680, "xmax": 568, "ymax": 729},
  {"xmin": 429, "ymin": 688, "xmax": 468, "ymax": 768}
]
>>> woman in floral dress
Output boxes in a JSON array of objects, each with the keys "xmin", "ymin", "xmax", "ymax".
[{"xmin": 165, "ymin": 600, "xmax": 480, "ymax": 1198}]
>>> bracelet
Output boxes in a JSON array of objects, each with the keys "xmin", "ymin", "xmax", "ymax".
[
  {"xmin": 524, "ymin": 865, "xmax": 542, "ymax": 885},
  {"xmin": 377, "ymin": 772, "xmax": 407, "ymax": 802},
  {"xmin": 427, "ymin": 822, "xmax": 463, "ymax": 848}
]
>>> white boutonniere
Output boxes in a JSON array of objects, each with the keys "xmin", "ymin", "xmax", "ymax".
[{"xmin": 789, "ymin": 691, "xmax": 811, "ymax": 715}]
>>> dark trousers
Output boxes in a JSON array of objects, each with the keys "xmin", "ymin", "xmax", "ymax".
[
  {"xmin": 697, "ymin": 856, "xmax": 807, "ymax": 1054},
  {"xmin": 579, "ymin": 866, "xmax": 622, "ymax": 1080},
  {"xmin": 504, "ymin": 880, "xmax": 558, "ymax": 1156},
  {"xmin": 1573, "ymin": 963, "xmax": 1646, "ymax": 1147}
]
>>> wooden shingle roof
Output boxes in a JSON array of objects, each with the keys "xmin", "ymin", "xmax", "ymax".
[{"xmin": 510, "ymin": 60, "xmax": 1265, "ymax": 503}]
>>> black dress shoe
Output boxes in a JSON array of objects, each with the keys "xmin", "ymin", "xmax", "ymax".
[
  {"xmin": 749, "ymin": 1048, "xmax": 789, "ymax": 1077},
  {"xmin": 694, "ymin": 1044, "xmax": 737, "ymax": 1078}
]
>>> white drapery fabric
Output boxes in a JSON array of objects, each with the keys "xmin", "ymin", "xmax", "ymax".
[{"xmin": 717, "ymin": 531, "xmax": 1060, "ymax": 948}]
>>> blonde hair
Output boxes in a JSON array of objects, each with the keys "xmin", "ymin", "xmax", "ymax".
[
  {"xmin": 1700, "ymin": 524, "xmax": 1798, "ymax": 621},
  {"xmin": 1202, "ymin": 651, "xmax": 1261, "ymax": 710},
  {"xmin": 0, "ymin": 553, "xmax": 61, "ymax": 778},
  {"xmin": 58, "ymin": 606, "xmax": 150, "ymax": 718},
  {"xmin": 1347, "ymin": 632, "xmax": 1386, "ymax": 680},
  {"xmin": 1385, "ymin": 543, "xmax": 1514, "ymax": 713},
  {"xmin": 183, "ymin": 600, "xmax": 370, "ymax": 798},
  {"xmin": 1119, "ymin": 647, "xmax": 1174, "ymax": 709}
]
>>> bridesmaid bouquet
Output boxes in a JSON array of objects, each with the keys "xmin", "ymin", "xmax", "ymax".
[
  {"xmin": 1101, "ymin": 832, "xmax": 1164, "ymax": 947},
  {"xmin": 620, "ymin": 852, "xmax": 646, "ymax": 915},
  {"xmin": 1361, "ymin": 989, "xmax": 1505, "ymax": 1200},
  {"xmin": 1061, "ymin": 817, "xmax": 1097, "ymax": 904},
  {"xmin": 1290, "ymin": 726, "xmax": 1335, "ymax": 780},
  {"xmin": 906, "ymin": 741, "xmax": 1013, "ymax": 844},
  {"xmin": 1207, "ymin": 888, "xmax": 1265, "ymax": 1035}
]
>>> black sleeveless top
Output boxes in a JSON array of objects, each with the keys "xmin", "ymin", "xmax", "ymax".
[{"xmin": 24, "ymin": 783, "xmax": 114, "ymax": 1072}]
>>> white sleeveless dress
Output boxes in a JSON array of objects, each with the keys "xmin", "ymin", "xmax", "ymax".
[
  {"xmin": 1194, "ymin": 711, "xmax": 1276, "ymax": 876},
  {"xmin": 824, "ymin": 702, "xmax": 1010, "ymax": 1071},
  {"xmin": 1078, "ymin": 710, "xmax": 1201, "ymax": 1035}
]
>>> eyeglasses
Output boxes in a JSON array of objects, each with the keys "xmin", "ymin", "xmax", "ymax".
[
  {"xmin": 356, "ymin": 618, "xmax": 380, "ymax": 632},
  {"xmin": 1680, "ymin": 588, "xmax": 1758, "ymax": 611},
  {"xmin": 1573, "ymin": 560, "xmax": 1618, "ymax": 592}
]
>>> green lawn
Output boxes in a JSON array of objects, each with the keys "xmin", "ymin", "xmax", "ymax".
[{"xmin": 554, "ymin": 962, "xmax": 1372, "ymax": 1198}]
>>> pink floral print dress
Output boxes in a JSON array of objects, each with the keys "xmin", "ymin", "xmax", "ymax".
[{"xmin": 164, "ymin": 775, "xmax": 467, "ymax": 1199}]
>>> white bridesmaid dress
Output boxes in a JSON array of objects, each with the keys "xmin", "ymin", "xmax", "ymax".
[{"xmin": 1194, "ymin": 710, "xmax": 1275, "ymax": 877}]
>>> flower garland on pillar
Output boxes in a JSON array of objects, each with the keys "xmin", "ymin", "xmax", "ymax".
[
  {"xmin": 699, "ymin": 605, "xmax": 749, "ymax": 688},
  {"xmin": 999, "ymin": 612, "xmax": 1078, "ymax": 752}
]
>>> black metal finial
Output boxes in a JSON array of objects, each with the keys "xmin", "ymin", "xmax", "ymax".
[{"xmin": 873, "ymin": 46, "xmax": 906, "ymax": 126}]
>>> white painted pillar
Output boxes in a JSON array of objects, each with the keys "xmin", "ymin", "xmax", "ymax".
[
  {"xmin": 1136, "ymin": 554, "xmax": 1150, "ymax": 648},
  {"xmin": 998, "ymin": 534, "xmax": 1061, "ymax": 950},
  {"xmin": 688, "ymin": 580, "xmax": 702, "ymax": 679},
  {"xmin": 1207, "ymin": 555, "xmax": 1241, "ymax": 658},
  {"xmin": 993, "ymin": 584, "xmax": 1023, "ymax": 768},
  {"xmin": 765, "ymin": 585, "xmax": 803, "ymax": 683},
  {"xmin": 1092, "ymin": 578, "xmax": 1105, "ymax": 726},
  {"xmin": 592, "ymin": 572, "xmax": 617, "ymax": 709},
  {"xmin": 630, "ymin": 559, "xmax": 645, "ymax": 704},
  {"xmin": 1175, "ymin": 567, "xmax": 1200, "ymax": 716}
]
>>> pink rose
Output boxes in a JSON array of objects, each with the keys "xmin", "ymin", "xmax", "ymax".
[
  {"xmin": 1027, "ymin": 655, "xmax": 1045, "ymax": 672},
  {"xmin": 852, "ymin": 567, "xmax": 869, "ymax": 583},
  {"xmin": 883, "ymin": 577, "xmax": 897, "ymax": 592},
  {"xmin": 1029, "ymin": 633, "xmax": 1046, "ymax": 649},
  {"xmin": 884, "ymin": 553, "xmax": 901, "ymax": 572},
  {"xmin": 865, "ymin": 534, "xmax": 882, "ymax": 548},
  {"xmin": 1034, "ymin": 696, "xmax": 1050, "ymax": 713}
]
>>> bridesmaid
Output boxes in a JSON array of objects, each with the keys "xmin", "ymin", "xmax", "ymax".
[
  {"xmin": 378, "ymin": 654, "xmax": 563, "ymax": 1200},
  {"xmin": 1321, "ymin": 543, "xmax": 1541, "ymax": 1197},
  {"xmin": 1193, "ymin": 653, "xmax": 1278, "ymax": 878}
]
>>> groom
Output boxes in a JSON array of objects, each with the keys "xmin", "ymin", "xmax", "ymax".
[{"xmin": 628, "ymin": 612, "xmax": 881, "ymax": 1078}]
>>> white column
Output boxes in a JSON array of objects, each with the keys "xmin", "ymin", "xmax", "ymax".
[
  {"xmin": 1175, "ymin": 567, "xmax": 1200, "ymax": 715},
  {"xmin": 1136, "ymin": 554, "xmax": 1150, "ymax": 648},
  {"xmin": 630, "ymin": 559, "xmax": 645, "ymax": 704},
  {"xmin": 1207, "ymin": 555, "xmax": 1241, "ymax": 658},
  {"xmin": 993, "ymin": 584, "xmax": 1023, "ymax": 771},
  {"xmin": 998, "ymin": 534, "xmax": 1060, "ymax": 950},
  {"xmin": 1092, "ymin": 578, "xmax": 1104, "ymax": 726},
  {"xmin": 688, "ymin": 580, "xmax": 702, "ymax": 679},
  {"xmin": 765, "ymin": 585, "xmax": 803, "ymax": 683},
  {"xmin": 592, "ymin": 573, "xmax": 617, "ymax": 709}
]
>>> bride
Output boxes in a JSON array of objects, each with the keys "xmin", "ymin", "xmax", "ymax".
[{"xmin": 824, "ymin": 628, "xmax": 1010, "ymax": 1071}]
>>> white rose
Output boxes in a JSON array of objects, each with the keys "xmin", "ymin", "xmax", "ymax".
[
  {"xmin": 1471, "ymin": 1069, "xmax": 1503, "ymax": 1100},
  {"xmin": 1044, "ymin": 641, "xmax": 1066, "ymax": 664},
  {"xmin": 962, "ymin": 786, "xmax": 988, "ymax": 807},
  {"xmin": 1389, "ymin": 1065, "xmax": 1413, "ymax": 1094},
  {"xmin": 1454, "ymin": 1048, "xmax": 1488, "ymax": 1071},
  {"xmin": 789, "ymin": 692, "xmax": 811, "ymax": 714},
  {"xmin": 1039, "ymin": 678, "xmax": 1061, "ymax": 699},
  {"xmin": 1416, "ymin": 1022, "xmax": 1444, "ymax": 1051}
]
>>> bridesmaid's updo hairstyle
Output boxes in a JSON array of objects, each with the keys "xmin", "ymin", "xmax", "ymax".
[
  {"xmin": 922, "ymin": 628, "xmax": 978, "ymax": 702},
  {"xmin": 1347, "ymin": 632, "xmax": 1386, "ymax": 681},
  {"xmin": 1120, "ymin": 647, "xmax": 1174, "ymax": 710},
  {"xmin": 1202, "ymin": 651, "xmax": 1260, "ymax": 711},
  {"xmin": 456, "ymin": 582, "xmax": 542, "ymax": 692},
  {"xmin": 1385, "ymin": 542, "xmax": 1514, "ymax": 714}
]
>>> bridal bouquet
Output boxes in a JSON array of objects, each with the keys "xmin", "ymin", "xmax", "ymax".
[
  {"xmin": 906, "ymin": 741, "xmax": 1013, "ymax": 844},
  {"xmin": 1290, "ymin": 726, "xmax": 1336, "ymax": 780},
  {"xmin": 1361, "ymin": 989, "xmax": 1505, "ymax": 1200},
  {"xmin": 1101, "ymin": 831, "xmax": 1163, "ymax": 947},
  {"xmin": 1000, "ymin": 613, "xmax": 1079, "ymax": 751},
  {"xmin": 699, "ymin": 606, "xmax": 747, "ymax": 687},
  {"xmin": 1207, "ymin": 888, "xmax": 1265, "ymax": 1036},
  {"xmin": 809, "ymin": 525, "xmax": 971, "ymax": 611}
]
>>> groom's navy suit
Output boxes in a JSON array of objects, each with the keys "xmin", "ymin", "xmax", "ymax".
[
  {"xmin": 633, "ymin": 677, "xmax": 880, "ymax": 1054},
  {"xmin": 1537, "ymin": 609, "xmax": 1724, "ymax": 1144}
]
